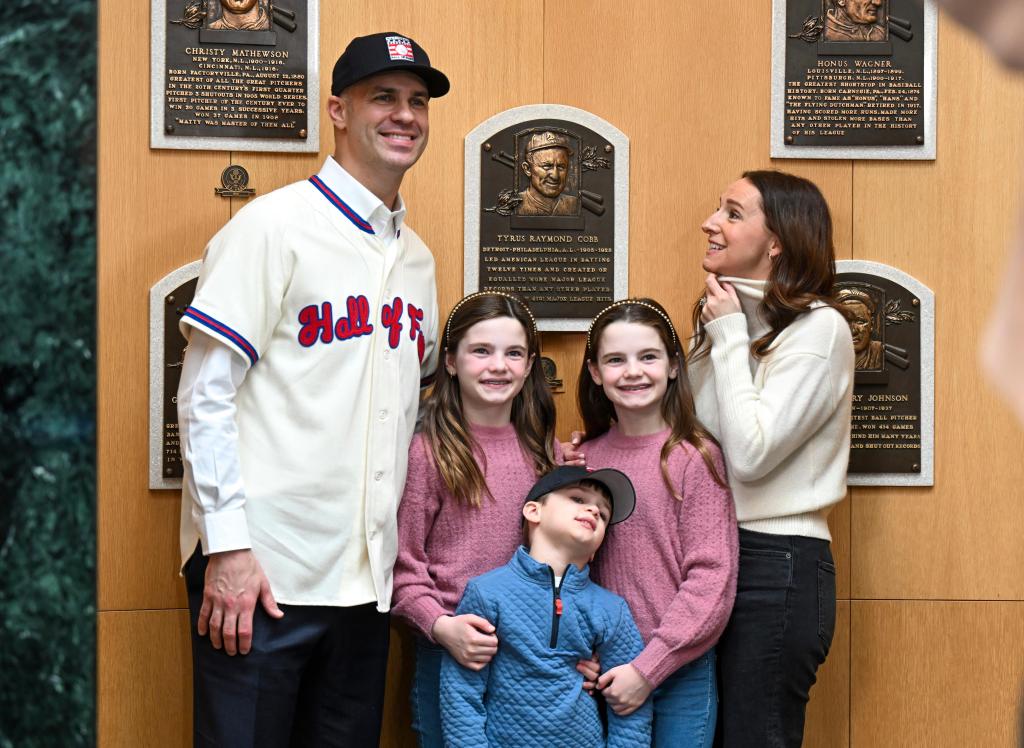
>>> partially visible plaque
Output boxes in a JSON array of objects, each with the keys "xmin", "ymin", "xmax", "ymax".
[
  {"xmin": 771, "ymin": 0, "xmax": 937, "ymax": 159},
  {"xmin": 151, "ymin": 0, "xmax": 319, "ymax": 152},
  {"xmin": 150, "ymin": 261, "xmax": 202, "ymax": 490},
  {"xmin": 836, "ymin": 260, "xmax": 934, "ymax": 486},
  {"xmin": 465, "ymin": 105, "xmax": 629, "ymax": 331}
]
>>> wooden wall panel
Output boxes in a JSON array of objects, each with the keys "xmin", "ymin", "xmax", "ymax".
[
  {"xmin": 851, "ymin": 18, "xmax": 1024, "ymax": 601},
  {"xmin": 851, "ymin": 601, "xmax": 1024, "ymax": 747},
  {"xmin": 97, "ymin": 609, "xmax": 192, "ymax": 747},
  {"xmin": 97, "ymin": 0, "xmax": 230, "ymax": 612},
  {"xmin": 805, "ymin": 600, "xmax": 851, "ymax": 748}
]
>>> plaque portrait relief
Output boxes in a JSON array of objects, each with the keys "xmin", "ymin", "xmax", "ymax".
[
  {"xmin": 837, "ymin": 286, "xmax": 885, "ymax": 370},
  {"xmin": 516, "ymin": 131, "xmax": 581, "ymax": 217},
  {"xmin": 465, "ymin": 105, "xmax": 629, "ymax": 331},
  {"xmin": 835, "ymin": 282, "xmax": 916, "ymax": 376},
  {"xmin": 207, "ymin": 0, "xmax": 271, "ymax": 31},
  {"xmin": 824, "ymin": 0, "xmax": 888, "ymax": 42}
]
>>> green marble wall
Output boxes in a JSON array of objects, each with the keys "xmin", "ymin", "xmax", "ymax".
[{"xmin": 0, "ymin": 2, "xmax": 96, "ymax": 746}]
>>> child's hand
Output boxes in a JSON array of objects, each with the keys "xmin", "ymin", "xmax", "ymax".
[
  {"xmin": 432, "ymin": 614, "xmax": 499, "ymax": 671},
  {"xmin": 597, "ymin": 664, "xmax": 653, "ymax": 716},
  {"xmin": 576, "ymin": 652, "xmax": 601, "ymax": 695},
  {"xmin": 563, "ymin": 431, "xmax": 586, "ymax": 466}
]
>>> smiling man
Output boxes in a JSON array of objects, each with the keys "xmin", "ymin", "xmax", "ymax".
[
  {"xmin": 175, "ymin": 33, "xmax": 448, "ymax": 746},
  {"xmin": 824, "ymin": 0, "xmax": 888, "ymax": 42}
]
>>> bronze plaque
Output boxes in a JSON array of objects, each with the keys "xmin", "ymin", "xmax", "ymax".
[
  {"xmin": 150, "ymin": 262, "xmax": 202, "ymax": 490},
  {"xmin": 152, "ymin": 0, "xmax": 319, "ymax": 151},
  {"xmin": 772, "ymin": 0, "xmax": 936, "ymax": 159},
  {"xmin": 836, "ymin": 261, "xmax": 934, "ymax": 485},
  {"xmin": 465, "ymin": 106, "xmax": 629, "ymax": 331}
]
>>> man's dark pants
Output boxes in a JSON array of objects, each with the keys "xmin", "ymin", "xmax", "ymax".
[{"xmin": 184, "ymin": 547, "xmax": 390, "ymax": 747}]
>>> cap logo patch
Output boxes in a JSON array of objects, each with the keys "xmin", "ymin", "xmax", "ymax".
[{"xmin": 387, "ymin": 36, "xmax": 415, "ymax": 62}]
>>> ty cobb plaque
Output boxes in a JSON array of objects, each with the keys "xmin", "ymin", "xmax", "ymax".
[{"xmin": 465, "ymin": 105, "xmax": 629, "ymax": 332}]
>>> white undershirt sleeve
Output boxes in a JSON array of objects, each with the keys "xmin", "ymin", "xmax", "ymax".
[{"xmin": 177, "ymin": 329, "xmax": 252, "ymax": 554}]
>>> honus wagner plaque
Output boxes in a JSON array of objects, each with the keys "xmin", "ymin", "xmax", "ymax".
[
  {"xmin": 151, "ymin": 0, "xmax": 320, "ymax": 152},
  {"xmin": 465, "ymin": 105, "xmax": 629, "ymax": 332},
  {"xmin": 771, "ymin": 0, "xmax": 937, "ymax": 159},
  {"xmin": 836, "ymin": 260, "xmax": 934, "ymax": 486}
]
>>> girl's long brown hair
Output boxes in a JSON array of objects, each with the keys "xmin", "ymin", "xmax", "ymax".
[
  {"xmin": 578, "ymin": 298, "xmax": 725, "ymax": 498},
  {"xmin": 422, "ymin": 293, "xmax": 556, "ymax": 507},
  {"xmin": 689, "ymin": 170, "xmax": 847, "ymax": 362}
]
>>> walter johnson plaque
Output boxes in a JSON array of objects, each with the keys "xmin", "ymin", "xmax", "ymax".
[
  {"xmin": 836, "ymin": 260, "xmax": 934, "ymax": 486},
  {"xmin": 771, "ymin": 0, "xmax": 937, "ymax": 159},
  {"xmin": 151, "ymin": 0, "xmax": 319, "ymax": 152},
  {"xmin": 150, "ymin": 261, "xmax": 202, "ymax": 490},
  {"xmin": 465, "ymin": 105, "xmax": 629, "ymax": 332}
]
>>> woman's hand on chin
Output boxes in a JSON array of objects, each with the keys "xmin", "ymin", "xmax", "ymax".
[{"xmin": 701, "ymin": 274, "xmax": 742, "ymax": 323}]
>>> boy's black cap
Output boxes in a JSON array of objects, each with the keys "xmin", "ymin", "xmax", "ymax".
[
  {"xmin": 331, "ymin": 33, "xmax": 450, "ymax": 98},
  {"xmin": 525, "ymin": 466, "xmax": 636, "ymax": 525}
]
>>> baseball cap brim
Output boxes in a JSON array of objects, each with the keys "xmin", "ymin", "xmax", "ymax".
[
  {"xmin": 386, "ymin": 64, "xmax": 449, "ymax": 98},
  {"xmin": 524, "ymin": 465, "xmax": 636, "ymax": 525}
]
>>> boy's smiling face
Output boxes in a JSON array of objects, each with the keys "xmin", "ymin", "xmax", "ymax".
[{"xmin": 524, "ymin": 482, "xmax": 612, "ymax": 562}]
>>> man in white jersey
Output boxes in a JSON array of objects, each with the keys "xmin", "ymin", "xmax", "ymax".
[{"xmin": 176, "ymin": 32, "xmax": 448, "ymax": 746}]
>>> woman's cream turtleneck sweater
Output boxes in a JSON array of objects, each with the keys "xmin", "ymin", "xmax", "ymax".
[{"xmin": 687, "ymin": 277, "xmax": 854, "ymax": 540}]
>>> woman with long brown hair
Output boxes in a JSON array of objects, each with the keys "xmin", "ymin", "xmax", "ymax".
[{"xmin": 688, "ymin": 170, "xmax": 854, "ymax": 748}]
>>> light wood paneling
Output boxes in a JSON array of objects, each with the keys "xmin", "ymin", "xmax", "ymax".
[
  {"xmin": 830, "ymin": 492, "xmax": 852, "ymax": 601},
  {"xmin": 851, "ymin": 601, "xmax": 1024, "ymax": 747},
  {"xmin": 97, "ymin": 609, "xmax": 192, "ymax": 747},
  {"xmin": 851, "ymin": 18, "xmax": 1024, "ymax": 601},
  {"xmin": 97, "ymin": 0, "xmax": 230, "ymax": 612},
  {"xmin": 805, "ymin": 600, "xmax": 851, "ymax": 748}
]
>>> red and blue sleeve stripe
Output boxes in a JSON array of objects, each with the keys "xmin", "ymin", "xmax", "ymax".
[
  {"xmin": 183, "ymin": 307, "xmax": 259, "ymax": 366},
  {"xmin": 308, "ymin": 175, "xmax": 375, "ymax": 234}
]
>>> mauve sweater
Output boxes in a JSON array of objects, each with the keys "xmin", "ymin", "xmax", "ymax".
[
  {"xmin": 587, "ymin": 426, "xmax": 739, "ymax": 688},
  {"xmin": 392, "ymin": 423, "xmax": 548, "ymax": 640}
]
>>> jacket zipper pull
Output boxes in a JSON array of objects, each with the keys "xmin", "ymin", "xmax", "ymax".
[{"xmin": 555, "ymin": 598, "xmax": 563, "ymax": 616}]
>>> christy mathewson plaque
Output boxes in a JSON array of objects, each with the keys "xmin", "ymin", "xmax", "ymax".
[
  {"xmin": 836, "ymin": 260, "xmax": 934, "ymax": 486},
  {"xmin": 150, "ymin": 261, "xmax": 202, "ymax": 490},
  {"xmin": 465, "ymin": 105, "xmax": 629, "ymax": 332},
  {"xmin": 151, "ymin": 0, "xmax": 319, "ymax": 152},
  {"xmin": 771, "ymin": 0, "xmax": 937, "ymax": 159}
]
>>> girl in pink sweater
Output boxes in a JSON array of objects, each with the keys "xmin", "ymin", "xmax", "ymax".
[
  {"xmin": 392, "ymin": 291, "xmax": 557, "ymax": 748},
  {"xmin": 578, "ymin": 298, "xmax": 739, "ymax": 748}
]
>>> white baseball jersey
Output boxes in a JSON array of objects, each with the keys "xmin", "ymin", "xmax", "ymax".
[{"xmin": 179, "ymin": 157, "xmax": 438, "ymax": 609}]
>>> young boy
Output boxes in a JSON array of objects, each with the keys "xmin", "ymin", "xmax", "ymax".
[{"xmin": 440, "ymin": 465, "xmax": 653, "ymax": 747}]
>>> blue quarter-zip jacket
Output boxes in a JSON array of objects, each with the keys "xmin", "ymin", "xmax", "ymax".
[{"xmin": 440, "ymin": 546, "xmax": 653, "ymax": 747}]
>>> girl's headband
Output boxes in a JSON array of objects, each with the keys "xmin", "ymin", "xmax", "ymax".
[
  {"xmin": 586, "ymin": 299, "xmax": 678, "ymax": 353},
  {"xmin": 444, "ymin": 291, "xmax": 538, "ymax": 344}
]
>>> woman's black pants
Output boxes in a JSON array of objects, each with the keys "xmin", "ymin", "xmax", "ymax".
[{"xmin": 715, "ymin": 529, "xmax": 836, "ymax": 748}]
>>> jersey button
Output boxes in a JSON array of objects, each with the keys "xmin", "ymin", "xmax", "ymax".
[
  {"xmin": 374, "ymin": 471, "xmax": 383, "ymax": 481},
  {"xmin": 378, "ymin": 409, "xmax": 388, "ymax": 421}
]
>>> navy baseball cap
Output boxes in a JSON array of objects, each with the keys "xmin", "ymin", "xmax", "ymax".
[
  {"xmin": 331, "ymin": 32, "xmax": 450, "ymax": 97},
  {"xmin": 525, "ymin": 466, "xmax": 636, "ymax": 525}
]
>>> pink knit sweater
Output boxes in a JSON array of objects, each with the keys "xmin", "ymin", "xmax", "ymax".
[
  {"xmin": 586, "ymin": 426, "xmax": 739, "ymax": 688},
  {"xmin": 392, "ymin": 424, "xmax": 546, "ymax": 641}
]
